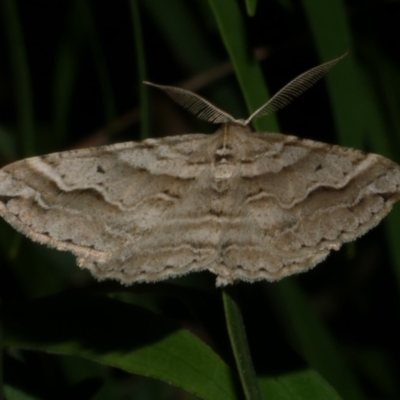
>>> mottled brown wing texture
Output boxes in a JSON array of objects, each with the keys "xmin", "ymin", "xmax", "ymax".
[
  {"xmin": 217, "ymin": 128, "xmax": 400, "ymax": 285},
  {"xmin": 1, "ymin": 124, "xmax": 400, "ymax": 286}
]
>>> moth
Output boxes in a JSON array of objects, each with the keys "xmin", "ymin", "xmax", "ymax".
[{"xmin": 1, "ymin": 54, "xmax": 399, "ymax": 287}]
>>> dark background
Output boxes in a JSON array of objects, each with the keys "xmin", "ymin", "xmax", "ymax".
[{"xmin": 1, "ymin": 1, "xmax": 400, "ymax": 399}]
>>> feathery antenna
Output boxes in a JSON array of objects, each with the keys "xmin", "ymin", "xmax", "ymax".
[
  {"xmin": 145, "ymin": 52, "xmax": 347, "ymax": 127},
  {"xmin": 143, "ymin": 81, "xmax": 237, "ymax": 124},
  {"xmin": 245, "ymin": 52, "xmax": 348, "ymax": 125}
]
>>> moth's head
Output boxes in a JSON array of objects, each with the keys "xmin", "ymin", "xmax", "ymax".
[{"xmin": 233, "ymin": 118, "xmax": 247, "ymax": 126}]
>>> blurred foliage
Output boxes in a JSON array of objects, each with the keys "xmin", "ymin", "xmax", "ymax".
[{"xmin": 1, "ymin": 0, "xmax": 400, "ymax": 399}]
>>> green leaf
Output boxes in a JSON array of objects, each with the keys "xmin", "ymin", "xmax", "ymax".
[
  {"xmin": 244, "ymin": 0, "xmax": 257, "ymax": 16},
  {"xmin": 4, "ymin": 385, "xmax": 41, "ymax": 400},
  {"xmin": 1, "ymin": 295, "xmax": 239, "ymax": 400},
  {"xmin": 259, "ymin": 369, "xmax": 341, "ymax": 400}
]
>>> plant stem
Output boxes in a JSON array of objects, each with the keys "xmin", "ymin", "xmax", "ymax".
[
  {"xmin": 222, "ymin": 286, "xmax": 263, "ymax": 400},
  {"xmin": 129, "ymin": 0, "xmax": 149, "ymax": 140}
]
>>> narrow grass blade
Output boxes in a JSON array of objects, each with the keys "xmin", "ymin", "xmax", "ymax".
[
  {"xmin": 1, "ymin": 0, "xmax": 35, "ymax": 156},
  {"xmin": 222, "ymin": 287, "xmax": 262, "ymax": 400},
  {"xmin": 208, "ymin": 0, "xmax": 279, "ymax": 132},
  {"xmin": 142, "ymin": 0, "xmax": 245, "ymax": 121},
  {"xmin": 356, "ymin": 66, "xmax": 400, "ymax": 292},
  {"xmin": 129, "ymin": 0, "xmax": 149, "ymax": 139},
  {"xmin": 303, "ymin": 0, "xmax": 400, "ymax": 295},
  {"xmin": 301, "ymin": 0, "xmax": 363, "ymax": 149}
]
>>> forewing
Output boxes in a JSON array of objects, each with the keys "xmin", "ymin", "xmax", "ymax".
[
  {"xmin": 2, "ymin": 126, "xmax": 400, "ymax": 287},
  {"xmin": 226, "ymin": 132, "xmax": 400, "ymax": 283},
  {"xmin": 0, "ymin": 133, "xmax": 217, "ymax": 281}
]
